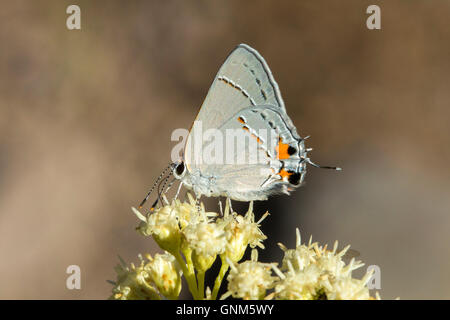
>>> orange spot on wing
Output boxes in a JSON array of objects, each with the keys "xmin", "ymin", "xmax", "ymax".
[
  {"xmin": 238, "ymin": 117, "xmax": 245, "ymax": 124},
  {"xmin": 242, "ymin": 125, "xmax": 263, "ymax": 145},
  {"xmin": 276, "ymin": 138, "xmax": 291, "ymax": 160},
  {"xmin": 278, "ymin": 168, "xmax": 292, "ymax": 180},
  {"xmin": 250, "ymin": 133, "xmax": 263, "ymax": 144}
]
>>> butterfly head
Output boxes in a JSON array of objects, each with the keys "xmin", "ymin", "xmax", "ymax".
[{"xmin": 172, "ymin": 160, "xmax": 186, "ymax": 180}]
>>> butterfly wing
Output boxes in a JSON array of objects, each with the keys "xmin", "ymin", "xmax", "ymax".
[
  {"xmin": 185, "ymin": 44, "xmax": 286, "ymax": 170},
  {"xmin": 198, "ymin": 104, "xmax": 306, "ymax": 200},
  {"xmin": 182, "ymin": 103, "xmax": 306, "ymax": 201}
]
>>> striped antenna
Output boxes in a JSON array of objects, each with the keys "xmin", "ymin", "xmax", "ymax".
[
  {"xmin": 139, "ymin": 163, "xmax": 173, "ymax": 208},
  {"xmin": 303, "ymin": 157, "xmax": 342, "ymax": 171}
]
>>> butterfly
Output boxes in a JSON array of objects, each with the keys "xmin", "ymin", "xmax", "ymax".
[{"xmin": 140, "ymin": 44, "xmax": 340, "ymax": 208}]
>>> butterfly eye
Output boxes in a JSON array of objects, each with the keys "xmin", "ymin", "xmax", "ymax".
[{"xmin": 174, "ymin": 161, "xmax": 186, "ymax": 178}]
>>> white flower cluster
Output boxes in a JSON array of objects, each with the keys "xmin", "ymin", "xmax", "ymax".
[
  {"xmin": 222, "ymin": 249, "xmax": 277, "ymax": 300},
  {"xmin": 112, "ymin": 195, "xmax": 267, "ymax": 300},
  {"xmin": 222, "ymin": 228, "xmax": 380, "ymax": 300},
  {"xmin": 272, "ymin": 229, "xmax": 378, "ymax": 300},
  {"xmin": 110, "ymin": 253, "xmax": 181, "ymax": 300},
  {"xmin": 110, "ymin": 196, "xmax": 380, "ymax": 300}
]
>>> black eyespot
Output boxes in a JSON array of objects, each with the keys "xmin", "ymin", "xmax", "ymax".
[
  {"xmin": 287, "ymin": 146, "xmax": 297, "ymax": 155},
  {"xmin": 288, "ymin": 172, "xmax": 301, "ymax": 185},
  {"xmin": 176, "ymin": 162, "xmax": 185, "ymax": 176}
]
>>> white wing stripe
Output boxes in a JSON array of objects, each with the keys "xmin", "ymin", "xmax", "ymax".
[{"xmin": 217, "ymin": 75, "xmax": 257, "ymax": 106}]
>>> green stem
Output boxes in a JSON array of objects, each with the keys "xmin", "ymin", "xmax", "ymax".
[
  {"xmin": 211, "ymin": 259, "xmax": 229, "ymax": 300},
  {"xmin": 173, "ymin": 251, "xmax": 199, "ymax": 299},
  {"xmin": 184, "ymin": 248, "xmax": 195, "ymax": 276},
  {"xmin": 197, "ymin": 271, "xmax": 205, "ymax": 300}
]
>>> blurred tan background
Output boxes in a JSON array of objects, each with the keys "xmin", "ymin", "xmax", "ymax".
[{"xmin": 1, "ymin": 0, "xmax": 449, "ymax": 299}]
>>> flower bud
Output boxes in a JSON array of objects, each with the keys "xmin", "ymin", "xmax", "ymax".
[{"xmin": 145, "ymin": 253, "xmax": 182, "ymax": 300}]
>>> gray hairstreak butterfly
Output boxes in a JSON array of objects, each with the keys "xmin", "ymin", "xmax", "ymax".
[{"xmin": 140, "ymin": 44, "xmax": 340, "ymax": 209}]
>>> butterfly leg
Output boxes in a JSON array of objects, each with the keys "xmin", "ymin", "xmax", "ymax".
[
  {"xmin": 226, "ymin": 197, "xmax": 234, "ymax": 213},
  {"xmin": 195, "ymin": 194, "xmax": 201, "ymax": 214},
  {"xmin": 260, "ymin": 174, "xmax": 276, "ymax": 188},
  {"xmin": 218, "ymin": 199, "xmax": 223, "ymax": 216},
  {"xmin": 161, "ymin": 178, "xmax": 177, "ymax": 204},
  {"xmin": 247, "ymin": 200, "xmax": 253, "ymax": 214},
  {"xmin": 174, "ymin": 181, "xmax": 183, "ymax": 200}
]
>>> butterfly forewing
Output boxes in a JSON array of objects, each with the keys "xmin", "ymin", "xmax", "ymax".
[{"xmin": 184, "ymin": 44, "xmax": 285, "ymax": 170}]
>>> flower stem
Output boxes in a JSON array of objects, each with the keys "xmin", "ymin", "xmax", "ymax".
[
  {"xmin": 184, "ymin": 248, "xmax": 195, "ymax": 276},
  {"xmin": 173, "ymin": 251, "xmax": 199, "ymax": 299},
  {"xmin": 211, "ymin": 260, "xmax": 229, "ymax": 300},
  {"xmin": 197, "ymin": 271, "xmax": 205, "ymax": 300}
]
